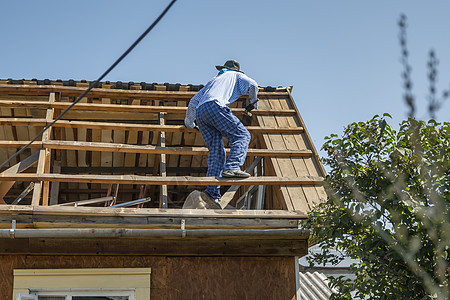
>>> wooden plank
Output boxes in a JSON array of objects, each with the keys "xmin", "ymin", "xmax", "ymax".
[
  {"xmin": 256, "ymin": 99, "xmax": 295, "ymax": 211},
  {"xmin": 0, "ymin": 100, "xmax": 296, "ymax": 115},
  {"xmin": 31, "ymin": 146, "xmax": 48, "ymax": 206},
  {"xmin": 0, "ymin": 140, "xmax": 313, "ymax": 157},
  {"xmin": 279, "ymin": 96, "xmax": 327, "ymax": 207},
  {"xmin": 0, "ymin": 119, "xmax": 304, "ymax": 134},
  {"xmin": 38, "ymin": 93, "xmax": 55, "ymax": 206},
  {"xmin": 0, "ymin": 173, "xmax": 324, "ymax": 186},
  {"xmin": 269, "ymin": 98, "xmax": 313, "ymax": 212},
  {"xmin": 0, "ymin": 204, "xmax": 307, "ymax": 219},
  {"xmin": 0, "ymin": 238, "xmax": 307, "ymax": 257}
]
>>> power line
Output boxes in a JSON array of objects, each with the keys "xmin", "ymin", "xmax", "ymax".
[{"xmin": 0, "ymin": 0, "xmax": 177, "ymax": 170}]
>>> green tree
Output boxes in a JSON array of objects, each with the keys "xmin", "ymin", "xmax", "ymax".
[{"xmin": 306, "ymin": 115, "xmax": 449, "ymax": 299}]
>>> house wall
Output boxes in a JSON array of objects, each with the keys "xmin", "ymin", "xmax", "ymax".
[{"xmin": 0, "ymin": 255, "xmax": 297, "ymax": 300}]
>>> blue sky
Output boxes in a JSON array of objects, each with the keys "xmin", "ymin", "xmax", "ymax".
[{"xmin": 1, "ymin": 0, "xmax": 449, "ymax": 157}]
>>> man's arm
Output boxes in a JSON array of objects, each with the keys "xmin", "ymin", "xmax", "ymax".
[
  {"xmin": 184, "ymin": 98, "xmax": 198, "ymax": 129},
  {"xmin": 184, "ymin": 88, "xmax": 204, "ymax": 129},
  {"xmin": 247, "ymin": 83, "xmax": 259, "ymax": 110},
  {"xmin": 238, "ymin": 74, "xmax": 259, "ymax": 110}
]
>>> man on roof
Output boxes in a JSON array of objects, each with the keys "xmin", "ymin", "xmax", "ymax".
[{"xmin": 184, "ymin": 60, "xmax": 259, "ymax": 208}]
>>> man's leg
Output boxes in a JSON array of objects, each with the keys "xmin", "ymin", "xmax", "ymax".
[
  {"xmin": 214, "ymin": 107, "xmax": 251, "ymax": 171},
  {"xmin": 196, "ymin": 103, "xmax": 225, "ymax": 199}
]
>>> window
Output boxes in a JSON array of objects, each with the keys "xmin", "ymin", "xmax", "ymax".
[{"xmin": 13, "ymin": 268, "xmax": 151, "ymax": 300}]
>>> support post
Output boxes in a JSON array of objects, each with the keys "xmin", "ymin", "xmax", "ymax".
[
  {"xmin": 159, "ymin": 112, "xmax": 168, "ymax": 208},
  {"xmin": 32, "ymin": 92, "xmax": 55, "ymax": 206}
]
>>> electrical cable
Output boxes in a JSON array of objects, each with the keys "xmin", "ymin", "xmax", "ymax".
[{"xmin": 0, "ymin": 0, "xmax": 177, "ymax": 170}]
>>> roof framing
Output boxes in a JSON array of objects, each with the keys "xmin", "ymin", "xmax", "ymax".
[{"xmin": 0, "ymin": 80, "xmax": 326, "ymax": 216}]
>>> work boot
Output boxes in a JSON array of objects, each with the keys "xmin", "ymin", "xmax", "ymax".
[
  {"xmin": 221, "ymin": 169, "xmax": 250, "ymax": 178},
  {"xmin": 200, "ymin": 191, "xmax": 222, "ymax": 209}
]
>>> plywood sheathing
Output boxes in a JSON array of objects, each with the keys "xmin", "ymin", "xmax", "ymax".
[{"xmin": 256, "ymin": 94, "xmax": 326, "ymax": 212}]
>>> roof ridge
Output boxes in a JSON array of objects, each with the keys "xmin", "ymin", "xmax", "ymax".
[{"xmin": 0, "ymin": 78, "xmax": 290, "ymax": 92}]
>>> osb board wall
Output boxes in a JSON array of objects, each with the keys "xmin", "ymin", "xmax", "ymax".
[{"xmin": 0, "ymin": 255, "xmax": 297, "ymax": 300}]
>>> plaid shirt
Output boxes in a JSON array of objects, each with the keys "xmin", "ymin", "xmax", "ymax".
[{"xmin": 184, "ymin": 70, "xmax": 258, "ymax": 129}]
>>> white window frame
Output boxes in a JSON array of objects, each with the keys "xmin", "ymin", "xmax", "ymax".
[{"xmin": 13, "ymin": 268, "xmax": 151, "ymax": 300}]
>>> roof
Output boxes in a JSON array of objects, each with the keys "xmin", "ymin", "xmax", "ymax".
[
  {"xmin": 0, "ymin": 78, "xmax": 326, "ymax": 256},
  {"xmin": 0, "ymin": 78, "xmax": 326, "ymax": 212},
  {"xmin": 299, "ymin": 271, "xmax": 337, "ymax": 299}
]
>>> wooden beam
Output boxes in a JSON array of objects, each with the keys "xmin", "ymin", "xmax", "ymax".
[
  {"xmin": 0, "ymin": 119, "xmax": 304, "ymax": 134},
  {"xmin": 0, "ymin": 151, "xmax": 40, "ymax": 204},
  {"xmin": 0, "ymin": 141, "xmax": 43, "ymax": 148},
  {"xmin": 0, "ymin": 237, "xmax": 308, "ymax": 256},
  {"xmin": 0, "ymin": 84, "xmax": 289, "ymax": 100},
  {"xmin": 0, "ymin": 140, "xmax": 314, "ymax": 158},
  {"xmin": 31, "ymin": 93, "xmax": 55, "ymax": 206},
  {"xmin": 0, "ymin": 173, "xmax": 324, "ymax": 186},
  {"xmin": 42, "ymin": 92, "xmax": 56, "ymax": 205},
  {"xmin": 0, "ymin": 100, "xmax": 296, "ymax": 115},
  {"xmin": 0, "ymin": 212, "xmax": 304, "ymax": 229},
  {"xmin": 59, "ymin": 166, "xmax": 208, "ymax": 174},
  {"xmin": 0, "ymin": 204, "xmax": 307, "ymax": 219}
]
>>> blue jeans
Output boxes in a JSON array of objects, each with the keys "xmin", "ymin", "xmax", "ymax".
[{"xmin": 196, "ymin": 101, "xmax": 251, "ymax": 199}]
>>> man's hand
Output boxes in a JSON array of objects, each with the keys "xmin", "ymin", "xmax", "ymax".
[
  {"xmin": 244, "ymin": 102, "xmax": 256, "ymax": 113},
  {"xmin": 244, "ymin": 98, "xmax": 259, "ymax": 112}
]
